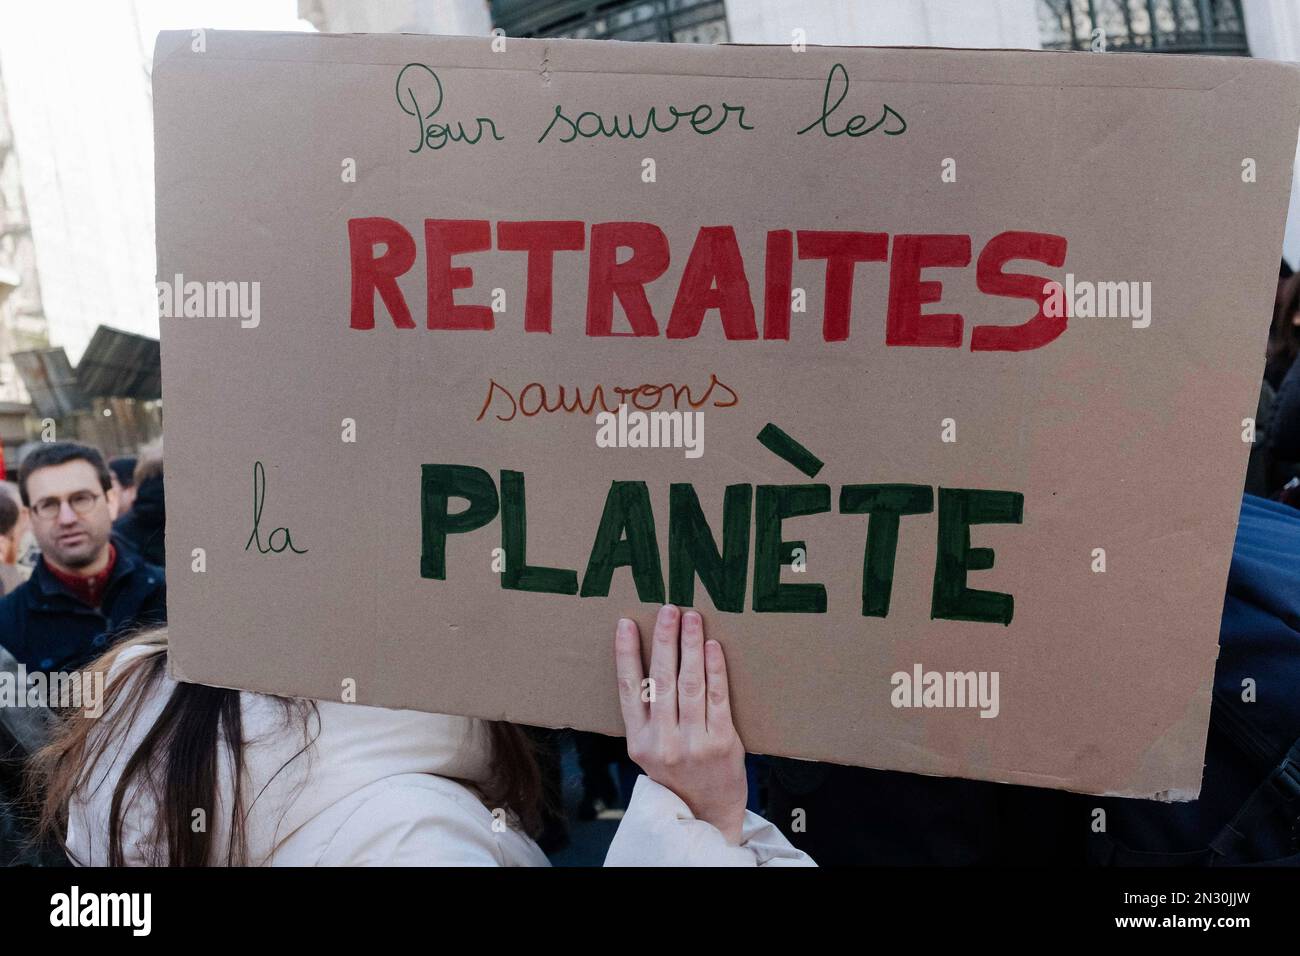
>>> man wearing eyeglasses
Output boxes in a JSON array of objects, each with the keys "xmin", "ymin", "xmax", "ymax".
[{"xmin": 0, "ymin": 442, "xmax": 166, "ymax": 673}]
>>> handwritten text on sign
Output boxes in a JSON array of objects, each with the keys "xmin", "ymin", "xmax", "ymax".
[
  {"xmin": 395, "ymin": 62, "xmax": 907, "ymax": 150},
  {"xmin": 359, "ymin": 66, "xmax": 1062, "ymax": 628}
]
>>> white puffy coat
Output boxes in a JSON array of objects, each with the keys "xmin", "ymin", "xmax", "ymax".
[{"xmin": 67, "ymin": 646, "xmax": 814, "ymax": 867}]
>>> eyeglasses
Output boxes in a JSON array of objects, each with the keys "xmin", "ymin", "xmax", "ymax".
[{"xmin": 30, "ymin": 491, "xmax": 103, "ymax": 521}]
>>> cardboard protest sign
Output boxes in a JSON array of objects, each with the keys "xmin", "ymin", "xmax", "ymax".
[{"xmin": 153, "ymin": 29, "xmax": 1299, "ymax": 799}]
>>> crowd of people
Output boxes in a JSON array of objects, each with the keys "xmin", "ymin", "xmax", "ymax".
[
  {"xmin": 0, "ymin": 440, "xmax": 168, "ymax": 863},
  {"xmin": 1, "ymin": 261, "xmax": 1300, "ymax": 866},
  {"xmin": 0, "ymin": 439, "xmax": 812, "ymax": 866}
]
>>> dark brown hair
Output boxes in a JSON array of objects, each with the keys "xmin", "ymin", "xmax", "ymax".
[
  {"xmin": 17, "ymin": 441, "xmax": 112, "ymax": 507},
  {"xmin": 30, "ymin": 629, "xmax": 544, "ymax": 865},
  {"xmin": 0, "ymin": 491, "xmax": 18, "ymax": 536}
]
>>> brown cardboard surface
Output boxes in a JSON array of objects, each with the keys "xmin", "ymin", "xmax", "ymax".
[{"xmin": 153, "ymin": 30, "xmax": 1300, "ymax": 798}]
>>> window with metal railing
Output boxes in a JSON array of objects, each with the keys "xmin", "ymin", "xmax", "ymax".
[
  {"xmin": 490, "ymin": 0, "xmax": 728, "ymax": 43},
  {"xmin": 1037, "ymin": 0, "xmax": 1249, "ymax": 54}
]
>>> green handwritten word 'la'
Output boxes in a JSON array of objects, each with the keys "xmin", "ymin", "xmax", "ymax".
[
  {"xmin": 245, "ymin": 461, "xmax": 307, "ymax": 555},
  {"xmin": 396, "ymin": 63, "xmax": 504, "ymax": 152}
]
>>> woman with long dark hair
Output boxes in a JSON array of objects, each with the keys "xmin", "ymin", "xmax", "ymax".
[{"xmin": 32, "ymin": 604, "xmax": 813, "ymax": 866}]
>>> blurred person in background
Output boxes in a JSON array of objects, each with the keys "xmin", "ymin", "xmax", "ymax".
[
  {"xmin": 1254, "ymin": 264, "xmax": 1300, "ymax": 499},
  {"xmin": 0, "ymin": 481, "xmax": 35, "ymax": 570},
  {"xmin": 0, "ymin": 491, "xmax": 29, "ymax": 596},
  {"xmin": 1265, "ymin": 261, "xmax": 1299, "ymax": 391},
  {"xmin": 113, "ymin": 440, "xmax": 164, "ymax": 567},
  {"xmin": 1267, "ymin": 270, "xmax": 1300, "ymax": 499},
  {"xmin": 107, "ymin": 456, "xmax": 138, "ymax": 517}
]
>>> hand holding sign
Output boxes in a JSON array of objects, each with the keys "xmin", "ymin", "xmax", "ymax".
[{"xmin": 615, "ymin": 605, "xmax": 747, "ymax": 845}]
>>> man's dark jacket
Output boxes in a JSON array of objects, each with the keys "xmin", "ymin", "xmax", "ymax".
[{"xmin": 0, "ymin": 546, "xmax": 166, "ymax": 672}]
